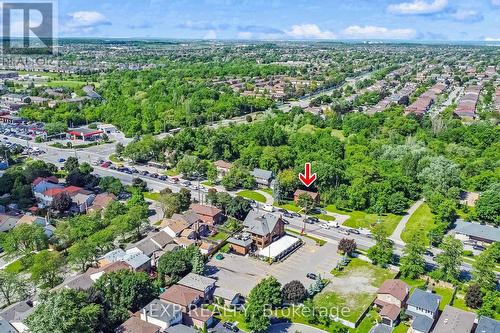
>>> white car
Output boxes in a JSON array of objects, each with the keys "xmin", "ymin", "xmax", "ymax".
[
  {"xmin": 320, "ymin": 223, "xmax": 331, "ymax": 230},
  {"xmin": 262, "ymin": 204, "xmax": 274, "ymax": 212}
]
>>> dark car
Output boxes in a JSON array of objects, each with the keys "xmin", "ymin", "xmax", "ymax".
[
  {"xmin": 277, "ymin": 208, "xmax": 288, "ymax": 214},
  {"xmin": 223, "ymin": 322, "xmax": 239, "ymax": 332},
  {"xmin": 348, "ymin": 228, "xmax": 360, "ymax": 235},
  {"xmin": 473, "ymin": 245, "xmax": 486, "ymax": 251},
  {"xmin": 159, "ymin": 175, "xmax": 167, "ymax": 181},
  {"xmin": 304, "ymin": 218, "xmax": 315, "ymax": 224},
  {"xmin": 283, "ymin": 212, "xmax": 294, "ymax": 218},
  {"xmin": 424, "ymin": 250, "xmax": 434, "ymax": 257},
  {"xmin": 291, "ymin": 212, "xmax": 302, "ymax": 218},
  {"xmin": 308, "ymin": 216, "xmax": 319, "ymax": 223},
  {"xmin": 306, "ymin": 273, "xmax": 317, "ymax": 280},
  {"xmin": 282, "ymin": 219, "xmax": 290, "ymax": 225}
]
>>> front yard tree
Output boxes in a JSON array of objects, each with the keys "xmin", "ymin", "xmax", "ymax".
[
  {"xmin": 472, "ymin": 248, "xmax": 497, "ymax": 291},
  {"xmin": 226, "ymin": 196, "xmax": 251, "ymax": 220},
  {"xmin": 245, "ymin": 276, "xmax": 282, "ymax": 332},
  {"xmin": 157, "ymin": 248, "xmax": 193, "ymax": 283},
  {"xmin": 30, "ymin": 250, "xmax": 65, "ymax": 288},
  {"xmin": 367, "ymin": 224, "xmax": 393, "ymax": 267},
  {"xmin": 26, "ymin": 289, "xmax": 102, "ymax": 333},
  {"xmin": 52, "ymin": 192, "xmax": 72, "ymax": 213},
  {"xmin": 338, "ymin": 238, "xmax": 357, "ymax": 256},
  {"xmin": 282, "ymin": 280, "xmax": 306, "ymax": 304},
  {"xmin": 399, "ymin": 233, "xmax": 426, "ymax": 279},
  {"xmin": 465, "ymin": 284, "xmax": 483, "ymax": 309},
  {"xmin": 435, "ymin": 235, "xmax": 463, "ymax": 282},
  {"xmin": 94, "ymin": 270, "xmax": 158, "ymax": 328},
  {"xmin": 178, "ymin": 188, "xmax": 192, "ymax": 211},
  {"xmin": 68, "ymin": 240, "xmax": 98, "ymax": 272},
  {"xmin": 478, "ymin": 291, "xmax": 499, "ymax": 318},
  {"xmin": 297, "ymin": 192, "xmax": 314, "ymax": 215},
  {"xmin": 0, "ymin": 223, "xmax": 48, "ymax": 256},
  {"xmin": 0, "ymin": 271, "xmax": 29, "ymax": 306}
]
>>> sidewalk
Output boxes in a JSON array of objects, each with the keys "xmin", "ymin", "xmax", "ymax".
[{"xmin": 389, "ymin": 200, "xmax": 424, "ymax": 246}]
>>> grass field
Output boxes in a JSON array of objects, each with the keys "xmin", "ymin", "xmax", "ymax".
[
  {"xmin": 315, "ymin": 258, "xmax": 396, "ymax": 323},
  {"xmin": 143, "ymin": 192, "xmax": 161, "ymax": 201},
  {"xmin": 208, "ymin": 231, "xmax": 229, "ymax": 242},
  {"xmin": 401, "ymin": 203, "xmax": 436, "ymax": 245},
  {"xmin": 46, "ymin": 80, "xmax": 88, "ymax": 89},
  {"xmin": 4, "ymin": 259, "xmax": 25, "ymax": 274},
  {"xmin": 275, "ymin": 202, "xmax": 302, "ymax": 213},
  {"xmin": 237, "ymin": 190, "xmax": 267, "ymax": 203},
  {"xmin": 325, "ymin": 205, "xmax": 402, "ymax": 234}
]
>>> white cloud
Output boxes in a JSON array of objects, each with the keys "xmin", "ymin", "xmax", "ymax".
[
  {"xmin": 62, "ymin": 11, "xmax": 110, "ymax": 35},
  {"xmin": 285, "ymin": 24, "xmax": 336, "ymax": 39},
  {"xmin": 237, "ymin": 32, "xmax": 253, "ymax": 39},
  {"xmin": 203, "ymin": 30, "xmax": 217, "ymax": 39},
  {"xmin": 387, "ymin": 0, "xmax": 448, "ymax": 15},
  {"xmin": 67, "ymin": 11, "xmax": 110, "ymax": 28},
  {"xmin": 342, "ymin": 25, "xmax": 417, "ymax": 39},
  {"xmin": 484, "ymin": 37, "xmax": 500, "ymax": 41},
  {"xmin": 450, "ymin": 9, "xmax": 483, "ymax": 22}
]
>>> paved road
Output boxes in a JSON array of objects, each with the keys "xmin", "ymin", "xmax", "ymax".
[{"xmin": 389, "ymin": 199, "xmax": 424, "ymax": 246}]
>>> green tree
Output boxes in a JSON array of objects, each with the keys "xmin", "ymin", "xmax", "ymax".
[
  {"xmin": 399, "ymin": 233, "xmax": 426, "ymax": 279},
  {"xmin": 30, "ymin": 250, "xmax": 65, "ymax": 288},
  {"xmin": 478, "ymin": 291, "xmax": 499, "ymax": 318},
  {"xmin": 276, "ymin": 169, "xmax": 299, "ymax": 199},
  {"xmin": 472, "ymin": 248, "xmax": 497, "ymax": 291},
  {"xmin": 99, "ymin": 176, "xmax": 123, "ymax": 195},
  {"xmin": 281, "ymin": 280, "xmax": 306, "ymax": 304},
  {"xmin": 465, "ymin": 284, "xmax": 483, "ymax": 309},
  {"xmin": 51, "ymin": 192, "xmax": 72, "ymax": 213},
  {"xmin": 27, "ymin": 289, "xmax": 101, "ymax": 333},
  {"xmin": 367, "ymin": 224, "xmax": 393, "ymax": 267},
  {"xmin": 157, "ymin": 248, "xmax": 193, "ymax": 283},
  {"xmin": 94, "ymin": 270, "xmax": 158, "ymax": 327},
  {"xmin": 0, "ymin": 271, "xmax": 29, "ymax": 306},
  {"xmin": 475, "ymin": 184, "xmax": 499, "ymax": 226},
  {"xmin": 64, "ymin": 156, "xmax": 80, "ymax": 173},
  {"xmin": 297, "ymin": 193, "xmax": 314, "ymax": 215},
  {"xmin": 68, "ymin": 240, "xmax": 98, "ymax": 272},
  {"xmin": 435, "ymin": 235, "xmax": 463, "ymax": 282},
  {"xmin": 0, "ymin": 223, "xmax": 48, "ymax": 256}
]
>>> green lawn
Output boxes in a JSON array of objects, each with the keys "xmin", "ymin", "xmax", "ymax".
[
  {"xmin": 46, "ymin": 80, "xmax": 88, "ymax": 89},
  {"xmin": 208, "ymin": 231, "xmax": 229, "ymax": 242},
  {"xmin": 143, "ymin": 192, "xmax": 161, "ymax": 201},
  {"xmin": 260, "ymin": 188, "xmax": 274, "ymax": 196},
  {"xmin": 401, "ymin": 203, "xmax": 436, "ymax": 245},
  {"xmin": 4, "ymin": 259, "xmax": 25, "ymax": 274},
  {"xmin": 312, "ymin": 213, "xmax": 335, "ymax": 221},
  {"xmin": 164, "ymin": 168, "xmax": 178, "ymax": 176},
  {"xmin": 275, "ymin": 201, "xmax": 302, "ymax": 213},
  {"xmin": 325, "ymin": 205, "xmax": 402, "ymax": 234},
  {"xmin": 393, "ymin": 323, "xmax": 409, "ymax": 333},
  {"xmin": 332, "ymin": 258, "xmax": 396, "ymax": 287},
  {"xmin": 237, "ymin": 190, "xmax": 266, "ymax": 203},
  {"xmin": 109, "ymin": 154, "xmax": 123, "ymax": 163},
  {"xmin": 208, "ymin": 304, "xmax": 249, "ymax": 331},
  {"xmin": 352, "ymin": 309, "xmax": 380, "ymax": 333}
]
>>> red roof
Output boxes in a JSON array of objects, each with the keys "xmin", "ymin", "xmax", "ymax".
[
  {"xmin": 190, "ymin": 203, "xmax": 222, "ymax": 217},
  {"xmin": 377, "ymin": 279, "xmax": 409, "ymax": 302},
  {"xmin": 32, "ymin": 176, "xmax": 58, "ymax": 186},
  {"xmin": 43, "ymin": 186, "xmax": 83, "ymax": 197}
]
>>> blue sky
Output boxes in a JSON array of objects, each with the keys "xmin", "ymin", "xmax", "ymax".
[{"xmin": 55, "ymin": 0, "xmax": 500, "ymax": 41}]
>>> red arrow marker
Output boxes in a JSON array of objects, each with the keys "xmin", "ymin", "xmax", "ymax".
[{"xmin": 299, "ymin": 162, "xmax": 317, "ymax": 187}]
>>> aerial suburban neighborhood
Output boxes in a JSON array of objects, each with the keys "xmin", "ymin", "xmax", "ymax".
[{"xmin": 0, "ymin": 1, "xmax": 499, "ymax": 333}]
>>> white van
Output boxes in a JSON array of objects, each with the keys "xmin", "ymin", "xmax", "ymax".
[{"xmin": 262, "ymin": 204, "xmax": 275, "ymax": 212}]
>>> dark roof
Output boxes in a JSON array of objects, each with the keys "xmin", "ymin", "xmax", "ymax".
[
  {"xmin": 294, "ymin": 189, "xmax": 320, "ymax": 200},
  {"xmin": 454, "ymin": 221, "xmax": 500, "ymax": 242},
  {"xmin": 243, "ymin": 209, "xmax": 282, "ymax": 236},
  {"xmin": 432, "ymin": 305, "xmax": 476, "ymax": 333},
  {"xmin": 476, "ymin": 316, "xmax": 500, "ymax": 333},
  {"xmin": 251, "ymin": 168, "xmax": 273, "ymax": 180},
  {"xmin": 408, "ymin": 313, "xmax": 434, "ymax": 333},
  {"xmin": 167, "ymin": 324, "xmax": 197, "ymax": 333},
  {"xmin": 0, "ymin": 301, "xmax": 33, "ymax": 323},
  {"xmin": 115, "ymin": 317, "xmax": 160, "ymax": 333},
  {"xmin": 407, "ymin": 289, "xmax": 441, "ymax": 313}
]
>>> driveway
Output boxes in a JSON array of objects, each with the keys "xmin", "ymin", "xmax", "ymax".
[
  {"xmin": 265, "ymin": 323, "xmax": 328, "ymax": 333},
  {"xmin": 389, "ymin": 200, "xmax": 424, "ymax": 245}
]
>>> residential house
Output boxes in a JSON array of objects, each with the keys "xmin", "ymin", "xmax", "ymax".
[
  {"xmin": 405, "ymin": 289, "xmax": 441, "ymax": 333},
  {"xmin": 0, "ymin": 301, "xmax": 34, "ymax": 333},
  {"xmin": 453, "ymin": 220, "xmax": 500, "ymax": 245},
  {"xmin": 32, "ymin": 176, "xmax": 61, "ymax": 199},
  {"xmin": 160, "ymin": 285, "xmax": 204, "ymax": 312},
  {"xmin": 198, "ymin": 242, "xmax": 215, "ymax": 256},
  {"xmin": 16, "ymin": 214, "xmax": 55, "ymax": 238},
  {"xmin": 369, "ymin": 324, "xmax": 393, "ymax": 333},
  {"xmin": 88, "ymin": 192, "xmax": 116, "ymax": 213},
  {"xmin": 243, "ymin": 209, "xmax": 285, "ymax": 249},
  {"xmin": 374, "ymin": 279, "xmax": 409, "ymax": 327},
  {"xmin": 475, "ymin": 316, "xmax": 500, "ymax": 333},
  {"xmin": 167, "ymin": 324, "xmax": 198, "ymax": 333},
  {"xmin": 115, "ymin": 317, "xmax": 161, "ymax": 333},
  {"xmin": 99, "ymin": 248, "xmax": 151, "ymax": 273},
  {"xmin": 140, "ymin": 299, "xmax": 183, "ymax": 330},
  {"xmin": 293, "ymin": 189, "xmax": 320, "ymax": 204},
  {"xmin": 126, "ymin": 232, "xmax": 174, "ymax": 266},
  {"xmin": 58, "ymin": 261, "xmax": 133, "ymax": 291},
  {"xmin": 71, "ymin": 191, "xmax": 96, "ymax": 213},
  {"xmin": 213, "ymin": 160, "xmax": 233, "ymax": 179},
  {"xmin": 37, "ymin": 185, "xmax": 84, "ymax": 207},
  {"xmin": 432, "ymin": 305, "xmax": 475, "ymax": 333},
  {"xmin": 227, "ymin": 232, "xmax": 253, "ymax": 255},
  {"xmin": 177, "ymin": 273, "xmax": 216, "ymax": 299},
  {"xmin": 251, "ymin": 168, "xmax": 274, "ymax": 187},
  {"xmin": 189, "ymin": 203, "xmax": 224, "ymax": 226},
  {"xmin": 185, "ymin": 308, "xmax": 214, "ymax": 329},
  {"xmin": 0, "ymin": 213, "xmax": 21, "ymax": 232}
]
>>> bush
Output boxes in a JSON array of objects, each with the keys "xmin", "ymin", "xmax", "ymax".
[{"xmin": 462, "ymin": 250, "xmax": 473, "ymax": 257}]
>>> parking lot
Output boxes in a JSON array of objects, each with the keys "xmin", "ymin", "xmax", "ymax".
[{"xmin": 206, "ymin": 238, "xmax": 340, "ymax": 297}]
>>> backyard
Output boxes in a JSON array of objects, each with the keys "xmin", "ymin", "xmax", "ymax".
[
  {"xmin": 400, "ymin": 203, "xmax": 436, "ymax": 245},
  {"xmin": 325, "ymin": 205, "xmax": 402, "ymax": 234},
  {"xmin": 236, "ymin": 190, "xmax": 267, "ymax": 203},
  {"xmin": 313, "ymin": 258, "xmax": 397, "ymax": 324}
]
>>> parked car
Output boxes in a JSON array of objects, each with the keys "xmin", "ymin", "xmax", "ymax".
[
  {"xmin": 180, "ymin": 180, "xmax": 191, "ymax": 186},
  {"xmin": 320, "ymin": 223, "xmax": 330, "ymax": 230},
  {"xmin": 308, "ymin": 216, "xmax": 319, "ymax": 223},
  {"xmin": 291, "ymin": 212, "xmax": 302, "ymax": 218},
  {"xmin": 473, "ymin": 245, "xmax": 486, "ymax": 251},
  {"xmin": 58, "ymin": 158, "xmax": 66, "ymax": 163},
  {"xmin": 338, "ymin": 228, "xmax": 350, "ymax": 235},
  {"xmin": 282, "ymin": 219, "xmax": 290, "ymax": 225},
  {"xmin": 277, "ymin": 208, "xmax": 288, "ymax": 214},
  {"xmin": 306, "ymin": 273, "xmax": 317, "ymax": 280},
  {"xmin": 159, "ymin": 175, "xmax": 167, "ymax": 181},
  {"xmin": 348, "ymin": 228, "xmax": 360, "ymax": 235},
  {"xmin": 283, "ymin": 212, "xmax": 294, "ymax": 218},
  {"xmin": 169, "ymin": 177, "xmax": 179, "ymax": 183},
  {"xmin": 101, "ymin": 161, "xmax": 111, "ymax": 168},
  {"xmin": 304, "ymin": 217, "xmax": 315, "ymax": 224},
  {"xmin": 262, "ymin": 204, "xmax": 274, "ymax": 212},
  {"xmin": 223, "ymin": 322, "xmax": 239, "ymax": 332}
]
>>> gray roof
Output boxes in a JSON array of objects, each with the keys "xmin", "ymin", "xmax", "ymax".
[
  {"xmin": 102, "ymin": 248, "xmax": 126, "ymax": 262},
  {"xmin": 251, "ymin": 168, "xmax": 273, "ymax": 181},
  {"xmin": 227, "ymin": 236, "xmax": 253, "ymax": 247},
  {"xmin": 123, "ymin": 252, "xmax": 150, "ymax": 269},
  {"xmin": 0, "ymin": 317, "xmax": 16, "ymax": 333},
  {"xmin": 476, "ymin": 316, "xmax": 500, "ymax": 333},
  {"xmin": 243, "ymin": 210, "xmax": 281, "ymax": 236},
  {"xmin": 409, "ymin": 314, "xmax": 434, "ymax": 333},
  {"xmin": 0, "ymin": 301, "xmax": 34, "ymax": 323},
  {"xmin": 369, "ymin": 324, "xmax": 393, "ymax": 333},
  {"xmin": 178, "ymin": 273, "xmax": 216, "ymax": 292},
  {"xmin": 142, "ymin": 299, "xmax": 181, "ymax": 323},
  {"xmin": 432, "ymin": 305, "xmax": 476, "ymax": 333},
  {"xmin": 454, "ymin": 221, "xmax": 500, "ymax": 242},
  {"xmin": 127, "ymin": 238, "xmax": 162, "ymax": 257},
  {"xmin": 168, "ymin": 324, "xmax": 197, "ymax": 333},
  {"xmin": 407, "ymin": 289, "xmax": 441, "ymax": 313},
  {"xmin": 59, "ymin": 273, "xmax": 94, "ymax": 291}
]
